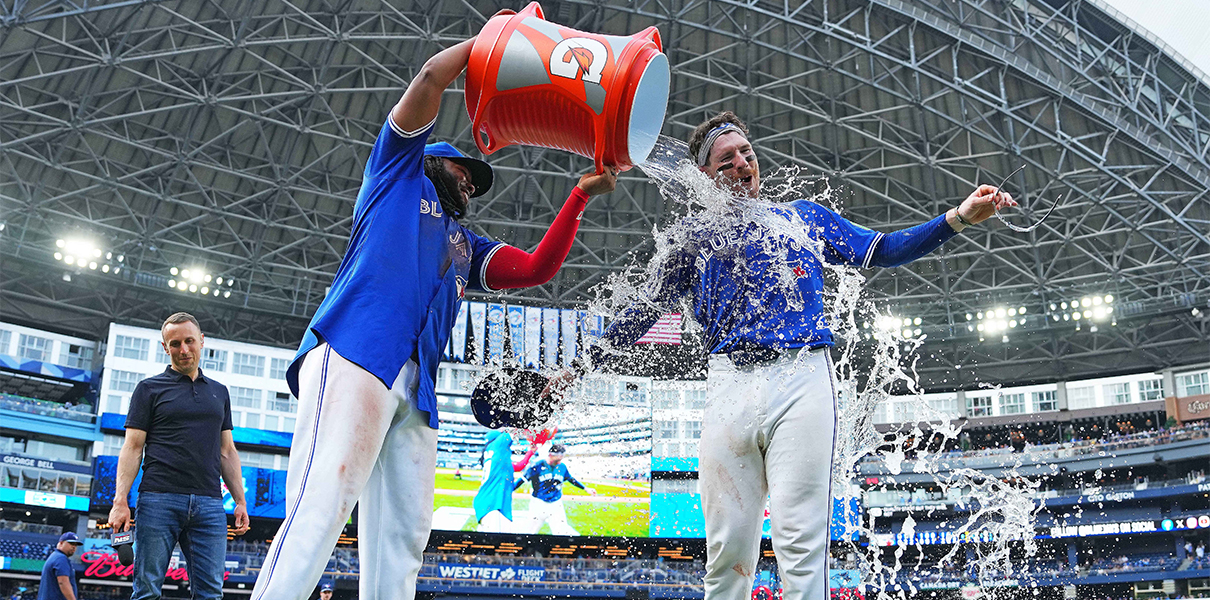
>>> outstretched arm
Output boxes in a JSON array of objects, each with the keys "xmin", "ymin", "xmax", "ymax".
[
  {"xmin": 513, "ymin": 445, "xmax": 538, "ymax": 472},
  {"xmin": 564, "ymin": 469, "xmax": 595, "ymax": 495},
  {"xmin": 868, "ymin": 185, "xmax": 1016, "ymax": 268},
  {"xmin": 390, "ymin": 38, "xmax": 477, "ymax": 134},
  {"xmin": 485, "ymin": 170, "xmax": 617, "ymax": 290}
]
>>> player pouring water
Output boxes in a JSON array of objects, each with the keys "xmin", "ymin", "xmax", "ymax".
[
  {"xmin": 556, "ymin": 111, "xmax": 1018, "ymax": 600},
  {"xmin": 249, "ymin": 17, "xmax": 619, "ymax": 600}
]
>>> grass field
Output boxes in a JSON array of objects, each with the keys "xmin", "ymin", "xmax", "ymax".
[
  {"xmin": 434, "ymin": 470, "xmax": 648, "ymax": 499},
  {"xmin": 432, "ymin": 492, "xmax": 649, "ymax": 537}
]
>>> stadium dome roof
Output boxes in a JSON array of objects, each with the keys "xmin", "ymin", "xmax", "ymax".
[{"xmin": 2, "ymin": 0, "xmax": 1208, "ymax": 388}]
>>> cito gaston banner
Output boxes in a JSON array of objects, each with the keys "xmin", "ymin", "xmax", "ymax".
[{"xmin": 436, "ymin": 563, "xmax": 545, "ymax": 582}]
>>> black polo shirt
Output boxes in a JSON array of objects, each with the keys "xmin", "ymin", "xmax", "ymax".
[{"xmin": 125, "ymin": 366, "xmax": 233, "ymax": 497}]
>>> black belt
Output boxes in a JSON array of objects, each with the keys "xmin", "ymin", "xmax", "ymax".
[
  {"xmin": 726, "ymin": 346, "xmax": 786, "ymax": 367},
  {"xmin": 725, "ymin": 344, "xmax": 824, "ymax": 367}
]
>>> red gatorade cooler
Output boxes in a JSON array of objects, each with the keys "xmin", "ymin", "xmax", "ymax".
[{"xmin": 465, "ymin": 2, "xmax": 670, "ymax": 170}]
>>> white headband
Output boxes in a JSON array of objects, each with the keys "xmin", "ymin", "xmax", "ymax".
[{"xmin": 695, "ymin": 123, "xmax": 747, "ymax": 167}]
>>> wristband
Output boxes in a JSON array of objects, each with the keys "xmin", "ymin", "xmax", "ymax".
[{"xmin": 954, "ymin": 209, "xmax": 974, "ymax": 228}]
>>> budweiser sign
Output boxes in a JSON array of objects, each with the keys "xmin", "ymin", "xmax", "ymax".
[
  {"xmin": 1169, "ymin": 393, "xmax": 1210, "ymax": 423},
  {"xmin": 80, "ymin": 552, "xmax": 230, "ymax": 581}
]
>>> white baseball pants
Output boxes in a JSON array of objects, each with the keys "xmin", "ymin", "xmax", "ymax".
[
  {"xmin": 528, "ymin": 497, "xmax": 578, "ymax": 536},
  {"xmin": 699, "ymin": 347, "xmax": 837, "ymax": 600},
  {"xmin": 251, "ymin": 343, "xmax": 438, "ymax": 600},
  {"xmin": 479, "ymin": 510, "xmax": 514, "ymax": 533}
]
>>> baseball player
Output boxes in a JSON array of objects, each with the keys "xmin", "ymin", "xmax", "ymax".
[
  {"xmin": 558, "ymin": 112, "xmax": 1016, "ymax": 599},
  {"xmin": 514, "ymin": 444, "xmax": 595, "ymax": 535},
  {"xmin": 250, "ymin": 22, "xmax": 619, "ymax": 600},
  {"xmin": 473, "ymin": 430, "xmax": 537, "ymax": 533},
  {"xmin": 318, "ymin": 582, "xmax": 333, "ymax": 599}
]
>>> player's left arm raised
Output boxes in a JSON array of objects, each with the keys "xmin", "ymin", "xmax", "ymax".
[
  {"xmin": 829, "ymin": 184, "xmax": 1017, "ymax": 269},
  {"xmin": 946, "ymin": 185, "xmax": 1016, "ymax": 230},
  {"xmin": 390, "ymin": 9, "xmax": 516, "ymax": 134}
]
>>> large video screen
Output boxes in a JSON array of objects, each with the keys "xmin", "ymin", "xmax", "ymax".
[{"xmin": 430, "ymin": 376, "xmax": 651, "ymax": 538}]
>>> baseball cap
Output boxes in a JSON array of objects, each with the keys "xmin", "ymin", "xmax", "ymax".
[
  {"xmin": 58, "ymin": 532, "xmax": 83, "ymax": 545},
  {"xmin": 319, "ymin": 583, "xmax": 334, "ymax": 592},
  {"xmin": 549, "ymin": 444, "xmax": 566, "ymax": 454},
  {"xmin": 423, "ymin": 142, "xmax": 493, "ymax": 198}
]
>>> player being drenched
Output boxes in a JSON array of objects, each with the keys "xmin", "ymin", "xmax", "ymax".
[
  {"xmin": 251, "ymin": 20, "xmax": 618, "ymax": 600},
  {"xmin": 560, "ymin": 111, "xmax": 1017, "ymax": 600}
]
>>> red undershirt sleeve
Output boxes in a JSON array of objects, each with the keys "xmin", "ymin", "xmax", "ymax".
[
  {"xmin": 484, "ymin": 186, "xmax": 590, "ymax": 290},
  {"xmin": 513, "ymin": 445, "xmax": 537, "ymax": 472}
]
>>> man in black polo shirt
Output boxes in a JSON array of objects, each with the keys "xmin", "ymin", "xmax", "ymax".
[{"xmin": 109, "ymin": 312, "xmax": 250, "ymax": 600}]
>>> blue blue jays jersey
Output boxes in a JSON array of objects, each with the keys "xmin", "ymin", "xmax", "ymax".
[
  {"xmin": 517, "ymin": 460, "xmax": 584, "ymax": 503},
  {"xmin": 286, "ymin": 118, "xmax": 503, "ymax": 428},
  {"xmin": 474, "ymin": 431, "xmax": 520, "ymax": 522},
  {"xmin": 602, "ymin": 200, "xmax": 881, "ymax": 355}
]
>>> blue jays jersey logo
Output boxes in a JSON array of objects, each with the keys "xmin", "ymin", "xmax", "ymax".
[
  {"xmin": 420, "ymin": 198, "xmax": 443, "ymax": 218},
  {"xmin": 449, "ymin": 230, "xmax": 470, "ymax": 260},
  {"xmin": 787, "ymin": 260, "xmax": 808, "ymax": 278}
]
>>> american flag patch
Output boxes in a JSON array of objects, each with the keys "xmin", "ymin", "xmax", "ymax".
[{"xmin": 636, "ymin": 313, "xmax": 683, "ymax": 345}]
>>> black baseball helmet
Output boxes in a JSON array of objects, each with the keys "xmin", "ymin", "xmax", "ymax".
[{"xmin": 471, "ymin": 368, "xmax": 555, "ymax": 429}]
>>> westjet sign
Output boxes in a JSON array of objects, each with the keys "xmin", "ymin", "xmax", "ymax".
[{"xmin": 437, "ymin": 563, "xmax": 545, "ymax": 582}]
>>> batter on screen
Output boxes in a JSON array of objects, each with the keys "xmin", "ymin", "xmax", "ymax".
[
  {"xmin": 250, "ymin": 17, "xmax": 618, "ymax": 600},
  {"xmin": 515, "ymin": 443, "xmax": 596, "ymax": 535},
  {"xmin": 558, "ymin": 111, "xmax": 1017, "ymax": 600}
]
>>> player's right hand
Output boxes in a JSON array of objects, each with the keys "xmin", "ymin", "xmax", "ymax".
[
  {"xmin": 576, "ymin": 168, "xmax": 618, "ymax": 196},
  {"xmin": 533, "ymin": 427, "xmax": 559, "ymax": 445},
  {"xmin": 109, "ymin": 503, "xmax": 132, "ymax": 532}
]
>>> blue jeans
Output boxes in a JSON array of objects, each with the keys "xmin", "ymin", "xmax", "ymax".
[{"xmin": 132, "ymin": 492, "xmax": 227, "ymax": 600}]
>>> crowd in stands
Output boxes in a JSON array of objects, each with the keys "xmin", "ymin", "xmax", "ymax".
[
  {"xmin": 897, "ymin": 550, "xmax": 1206, "ymax": 584},
  {"xmin": 3, "ymin": 583, "xmax": 128, "ymax": 600},
  {"xmin": 1086, "ymin": 553, "xmax": 1182, "ymax": 575},
  {"xmin": 0, "ymin": 519, "xmax": 62, "ymax": 536},
  {"xmin": 0, "ymin": 392, "xmax": 94, "ymax": 422},
  {"xmin": 865, "ymin": 421, "xmax": 1210, "ymax": 468}
]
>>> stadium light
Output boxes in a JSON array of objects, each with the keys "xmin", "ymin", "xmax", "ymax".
[
  {"xmin": 864, "ymin": 314, "xmax": 925, "ymax": 337},
  {"xmin": 1044, "ymin": 294, "xmax": 1116, "ymax": 331},
  {"xmin": 166, "ymin": 265, "xmax": 236, "ymax": 298},
  {"xmin": 54, "ymin": 237, "xmax": 123, "ymax": 276}
]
